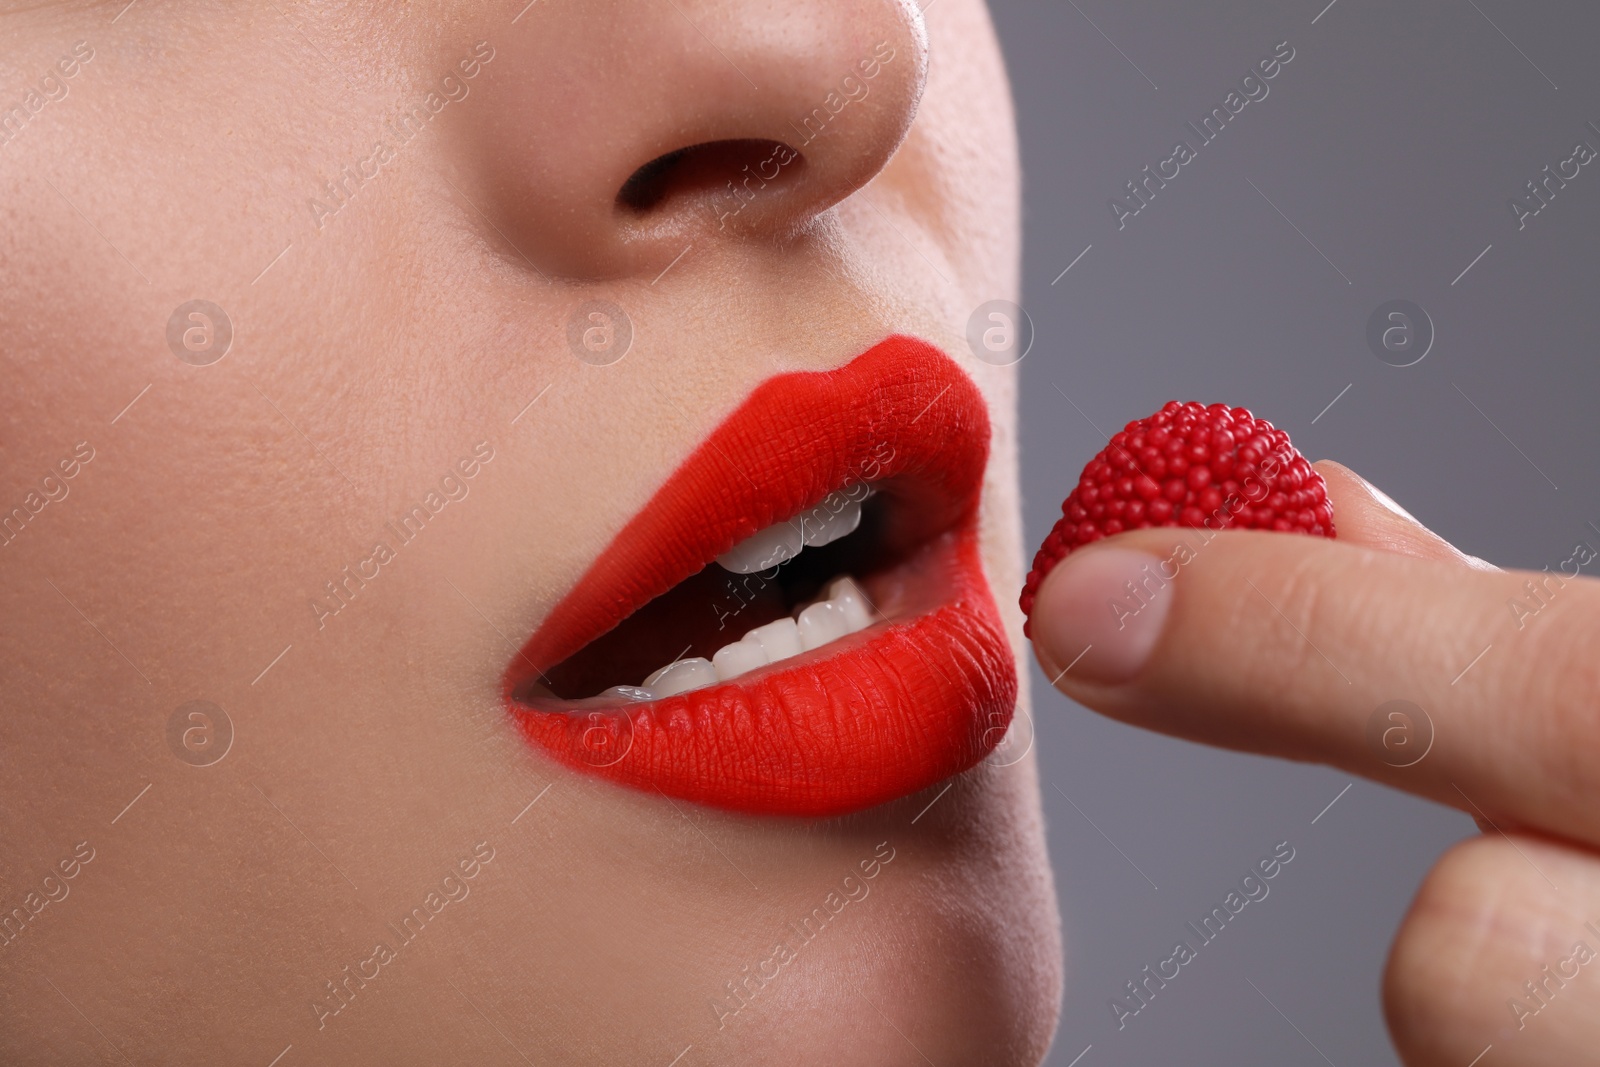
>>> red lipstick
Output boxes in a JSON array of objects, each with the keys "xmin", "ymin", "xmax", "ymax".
[{"xmin": 504, "ymin": 335, "xmax": 1016, "ymax": 817}]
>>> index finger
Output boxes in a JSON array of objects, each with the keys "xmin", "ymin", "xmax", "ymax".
[{"xmin": 1028, "ymin": 464, "xmax": 1600, "ymax": 849}]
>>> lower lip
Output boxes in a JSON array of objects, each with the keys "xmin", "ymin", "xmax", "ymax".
[{"xmin": 511, "ymin": 525, "xmax": 1016, "ymax": 816}]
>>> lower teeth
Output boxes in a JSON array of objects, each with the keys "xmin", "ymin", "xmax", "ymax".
[{"xmin": 566, "ymin": 574, "xmax": 876, "ymax": 706}]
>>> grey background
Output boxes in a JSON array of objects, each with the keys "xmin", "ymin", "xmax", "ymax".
[{"xmin": 988, "ymin": 1, "xmax": 1599, "ymax": 1063}]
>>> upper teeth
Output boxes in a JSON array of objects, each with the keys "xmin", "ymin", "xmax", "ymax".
[
  {"xmin": 714, "ymin": 486, "xmax": 871, "ymax": 574},
  {"xmin": 594, "ymin": 575, "xmax": 877, "ymax": 703}
]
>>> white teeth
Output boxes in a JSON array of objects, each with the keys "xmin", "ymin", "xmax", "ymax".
[
  {"xmin": 826, "ymin": 576, "xmax": 875, "ymax": 632},
  {"xmin": 560, "ymin": 487, "xmax": 886, "ymax": 709},
  {"xmin": 643, "ymin": 657, "xmax": 718, "ymax": 697},
  {"xmin": 795, "ymin": 601, "xmax": 847, "ymax": 651},
  {"xmin": 712, "ymin": 635, "xmax": 768, "ymax": 682},
  {"xmin": 797, "ymin": 495, "xmax": 863, "ymax": 549},
  {"xmin": 524, "ymin": 684, "xmax": 656, "ymax": 711},
  {"xmin": 748, "ymin": 617, "xmax": 802, "ymax": 661},
  {"xmin": 713, "ymin": 522, "xmax": 803, "ymax": 574},
  {"xmin": 715, "ymin": 486, "xmax": 873, "ymax": 574},
  {"xmin": 600, "ymin": 685, "xmax": 656, "ymax": 703},
  {"xmin": 621, "ymin": 574, "xmax": 878, "ymax": 700}
]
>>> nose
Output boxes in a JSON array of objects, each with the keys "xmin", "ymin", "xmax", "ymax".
[{"xmin": 456, "ymin": 0, "xmax": 928, "ymax": 279}]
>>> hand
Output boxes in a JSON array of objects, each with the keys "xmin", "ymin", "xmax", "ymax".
[{"xmin": 1029, "ymin": 460, "xmax": 1600, "ymax": 1065}]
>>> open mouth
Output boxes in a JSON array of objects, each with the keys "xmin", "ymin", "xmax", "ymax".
[
  {"xmin": 518, "ymin": 484, "xmax": 887, "ymax": 706},
  {"xmin": 504, "ymin": 335, "xmax": 1017, "ymax": 817}
]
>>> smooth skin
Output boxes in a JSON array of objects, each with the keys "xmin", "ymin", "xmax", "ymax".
[
  {"xmin": 1031, "ymin": 461, "xmax": 1600, "ymax": 1065},
  {"xmin": 0, "ymin": 0, "xmax": 1061, "ymax": 1064}
]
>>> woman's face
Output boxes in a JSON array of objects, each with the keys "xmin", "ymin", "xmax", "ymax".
[{"xmin": 1, "ymin": 1, "xmax": 1060, "ymax": 1062}]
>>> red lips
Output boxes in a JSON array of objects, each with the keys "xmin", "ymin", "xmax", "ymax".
[{"xmin": 504, "ymin": 335, "xmax": 1016, "ymax": 817}]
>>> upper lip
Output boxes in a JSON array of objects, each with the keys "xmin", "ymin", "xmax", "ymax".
[{"xmin": 504, "ymin": 334, "xmax": 1016, "ymax": 816}]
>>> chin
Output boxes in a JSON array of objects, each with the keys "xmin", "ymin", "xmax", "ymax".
[{"xmin": 701, "ymin": 757, "xmax": 1064, "ymax": 1066}]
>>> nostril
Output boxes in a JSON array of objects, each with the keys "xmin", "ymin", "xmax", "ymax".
[{"xmin": 615, "ymin": 138, "xmax": 805, "ymax": 215}]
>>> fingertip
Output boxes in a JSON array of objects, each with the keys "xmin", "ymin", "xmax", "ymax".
[
  {"xmin": 1313, "ymin": 460, "xmax": 1493, "ymax": 570},
  {"xmin": 1316, "ymin": 459, "xmax": 1419, "ymax": 523}
]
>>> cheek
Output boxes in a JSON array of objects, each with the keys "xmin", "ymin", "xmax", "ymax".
[
  {"xmin": 0, "ymin": 0, "xmax": 1042, "ymax": 1060},
  {"xmin": 890, "ymin": 0, "xmax": 1019, "ymax": 295}
]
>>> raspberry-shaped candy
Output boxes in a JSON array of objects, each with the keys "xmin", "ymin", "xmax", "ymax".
[{"xmin": 1020, "ymin": 401, "xmax": 1334, "ymax": 636}]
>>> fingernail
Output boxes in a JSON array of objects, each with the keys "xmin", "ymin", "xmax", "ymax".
[{"xmin": 1032, "ymin": 546, "xmax": 1172, "ymax": 686}]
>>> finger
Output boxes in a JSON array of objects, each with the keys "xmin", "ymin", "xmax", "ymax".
[
  {"xmin": 1312, "ymin": 460, "xmax": 1496, "ymax": 570},
  {"xmin": 1028, "ymin": 512, "xmax": 1600, "ymax": 849},
  {"xmin": 1384, "ymin": 833, "xmax": 1600, "ymax": 1066}
]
